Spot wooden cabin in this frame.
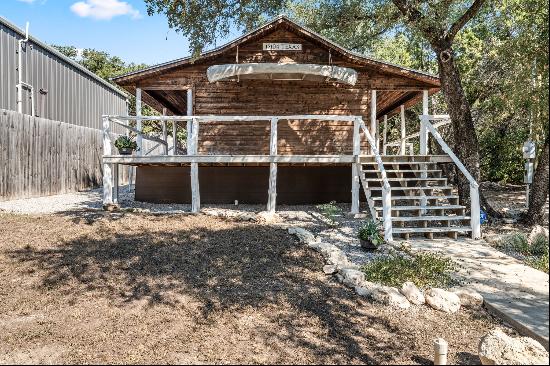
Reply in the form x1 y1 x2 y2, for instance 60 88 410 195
105 16 481 241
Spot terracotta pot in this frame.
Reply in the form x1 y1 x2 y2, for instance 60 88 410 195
117 147 134 155
360 238 378 251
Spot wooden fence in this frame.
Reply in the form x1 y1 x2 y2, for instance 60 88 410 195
1 109 111 201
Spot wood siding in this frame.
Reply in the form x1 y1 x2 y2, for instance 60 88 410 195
120 26 435 155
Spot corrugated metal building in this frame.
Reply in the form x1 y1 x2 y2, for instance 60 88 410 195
0 16 127 128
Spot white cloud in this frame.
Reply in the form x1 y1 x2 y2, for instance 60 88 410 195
70 0 141 20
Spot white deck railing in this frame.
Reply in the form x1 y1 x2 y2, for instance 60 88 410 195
102 114 374 217
420 115 481 239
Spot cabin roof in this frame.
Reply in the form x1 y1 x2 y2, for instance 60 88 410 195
112 15 440 88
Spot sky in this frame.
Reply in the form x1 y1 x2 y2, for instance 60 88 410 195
1 0 240 66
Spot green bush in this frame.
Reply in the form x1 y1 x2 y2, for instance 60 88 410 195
114 135 138 150
362 251 456 288
526 253 549 274
498 232 530 255
358 220 384 246
316 201 342 226
530 235 549 256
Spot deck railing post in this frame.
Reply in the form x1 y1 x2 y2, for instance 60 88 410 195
370 90 377 154
102 116 113 206
267 117 278 213
420 90 430 155
400 105 406 154
190 117 200 213
382 114 388 155
162 108 168 155
351 117 361 214
112 163 119 204
136 88 142 156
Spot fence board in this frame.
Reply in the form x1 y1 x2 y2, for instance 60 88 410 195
0 109 128 201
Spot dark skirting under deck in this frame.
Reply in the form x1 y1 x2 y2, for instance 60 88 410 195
135 165 364 204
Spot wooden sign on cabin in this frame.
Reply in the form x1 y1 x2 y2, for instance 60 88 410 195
263 43 302 51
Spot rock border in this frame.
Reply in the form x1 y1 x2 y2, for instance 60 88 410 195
288 226 484 312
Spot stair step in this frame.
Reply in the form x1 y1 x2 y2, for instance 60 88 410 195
393 226 472 234
368 186 454 191
371 195 459 201
375 205 465 211
384 170 442 173
362 161 440 166
392 216 470 222
363 177 447 182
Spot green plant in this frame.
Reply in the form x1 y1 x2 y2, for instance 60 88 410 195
316 201 342 226
362 251 457 288
114 136 138 150
498 232 530 255
526 252 549 274
530 235 549 256
358 220 384 246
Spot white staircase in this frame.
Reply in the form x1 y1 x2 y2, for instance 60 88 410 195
359 155 472 239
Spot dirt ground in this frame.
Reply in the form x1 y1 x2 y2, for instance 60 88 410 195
0 211 500 365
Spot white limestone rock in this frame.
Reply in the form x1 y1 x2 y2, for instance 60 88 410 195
354 281 381 298
372 286 411 309
322 264 338 275
451 287 484 308
338 268 366 288
256 211 281 223
288 227 317 244
528 225 549 244
478 328 549 365
425 288 461 313
399 282 425 305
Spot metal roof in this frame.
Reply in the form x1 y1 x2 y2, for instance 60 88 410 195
0 16 127 98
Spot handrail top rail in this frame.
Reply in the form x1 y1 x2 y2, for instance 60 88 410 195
357 118 392 191
420 114 451 121
423 119 479 189
103 114 358 122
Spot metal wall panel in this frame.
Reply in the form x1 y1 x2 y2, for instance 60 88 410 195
0 18 127 130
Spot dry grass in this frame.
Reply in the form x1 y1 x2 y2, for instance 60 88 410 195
0 211 498 364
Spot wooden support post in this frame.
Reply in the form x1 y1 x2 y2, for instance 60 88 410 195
186 88 193 153
370 90 377 154
162 108 168 155
400 105 406 154
267 117 278 213
172 121 177 155
382 115 388 155
420 90 429 156
382 186 393 242
190 117 200 213
351 117 361 214
112 163 119 204
136 88 142 156
102 116 113 206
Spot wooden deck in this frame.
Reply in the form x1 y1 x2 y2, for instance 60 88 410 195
103 154 453 166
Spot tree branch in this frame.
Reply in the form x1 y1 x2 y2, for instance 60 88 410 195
446 0 487 42
390 0 444 45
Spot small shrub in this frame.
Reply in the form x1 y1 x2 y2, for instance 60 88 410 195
358 220 384 246
498 232 530 255
316 201 342 226
526 253 549 274
530 235 549 256
362 251 456 288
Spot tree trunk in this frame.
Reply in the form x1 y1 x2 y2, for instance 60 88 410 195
523 133 549 226
434 44 481 207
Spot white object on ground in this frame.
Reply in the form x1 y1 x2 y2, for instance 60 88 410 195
478 328 549 365
451 287 484 308
371 286 411 309
529 225 549 244
425 288 461 313
400 282 425 305
434 338 448 365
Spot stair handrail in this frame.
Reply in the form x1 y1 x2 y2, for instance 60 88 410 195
358 118 393 242
420 115 481 239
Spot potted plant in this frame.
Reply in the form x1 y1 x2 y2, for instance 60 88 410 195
114 136 138 155
358 220 384 251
